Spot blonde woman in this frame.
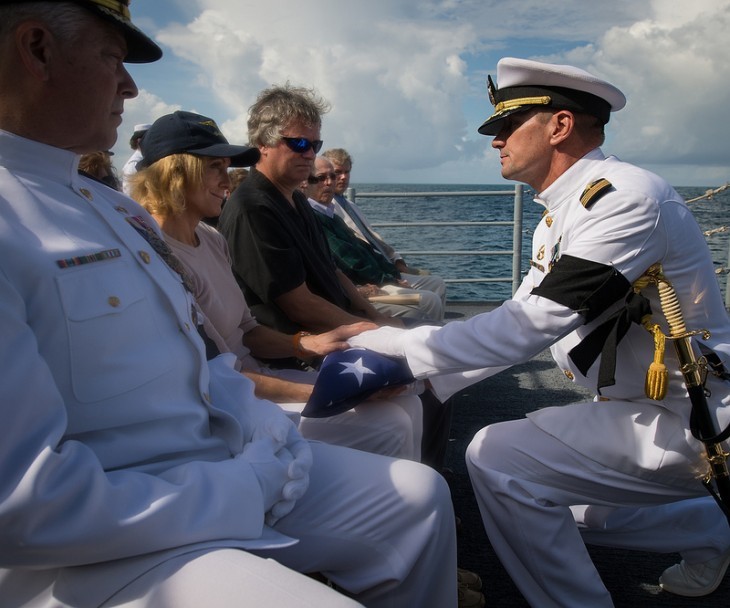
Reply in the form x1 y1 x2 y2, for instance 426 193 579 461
131 111 422 460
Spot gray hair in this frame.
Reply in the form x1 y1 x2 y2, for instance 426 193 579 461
247 83 330 148
0 3 91 47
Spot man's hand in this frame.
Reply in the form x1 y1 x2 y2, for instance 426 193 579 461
299 321 378 356
357 284 385 298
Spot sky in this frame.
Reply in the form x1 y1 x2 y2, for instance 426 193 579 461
115 0 730 187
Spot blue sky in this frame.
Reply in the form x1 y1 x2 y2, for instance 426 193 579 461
116 0 730 187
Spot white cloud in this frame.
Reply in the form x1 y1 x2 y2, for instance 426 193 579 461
113 90 181 159
121 0 730 186
583 0 730 182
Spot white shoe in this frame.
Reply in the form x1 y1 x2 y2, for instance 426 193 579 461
659 549 730 597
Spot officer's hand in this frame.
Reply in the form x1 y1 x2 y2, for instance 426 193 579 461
348 326 410 358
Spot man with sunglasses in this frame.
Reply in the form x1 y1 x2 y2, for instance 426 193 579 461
218 84 405 336
304 155 444 323
322 147 447 308
349 57 730 605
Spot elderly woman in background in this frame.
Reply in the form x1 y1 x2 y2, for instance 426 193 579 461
130 111 422 460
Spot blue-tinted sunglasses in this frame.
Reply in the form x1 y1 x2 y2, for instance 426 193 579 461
281 137 323 154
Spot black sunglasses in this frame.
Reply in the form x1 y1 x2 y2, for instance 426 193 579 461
281 137 323 154
307 172 337 184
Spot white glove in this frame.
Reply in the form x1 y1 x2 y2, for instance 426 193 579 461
264 422 312 526
239 436 292 513
209 354 312 521
347 326 410 358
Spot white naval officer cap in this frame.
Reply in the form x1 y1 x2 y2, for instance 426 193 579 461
478 57 626 136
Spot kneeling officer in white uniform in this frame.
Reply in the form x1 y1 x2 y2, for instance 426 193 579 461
350 57 730 606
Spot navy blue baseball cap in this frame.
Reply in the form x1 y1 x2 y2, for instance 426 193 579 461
0 0 162 63
137 111 261 169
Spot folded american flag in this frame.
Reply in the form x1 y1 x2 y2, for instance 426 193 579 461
301 348 415 418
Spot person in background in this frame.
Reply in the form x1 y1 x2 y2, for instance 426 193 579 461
228 167 249 194
0 3 458 607
78 149 120 190
322 147 447 308
349 56 730 606
121 121 151 194
204 167 248 228
217 84 403 335
133 110 423 461
304 155 444 323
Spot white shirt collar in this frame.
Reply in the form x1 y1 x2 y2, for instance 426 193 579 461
307 197 335 218
533 147 607 211
0 129 80 186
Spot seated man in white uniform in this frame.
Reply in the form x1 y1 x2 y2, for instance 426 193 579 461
0 2 457 607
350 57 730 606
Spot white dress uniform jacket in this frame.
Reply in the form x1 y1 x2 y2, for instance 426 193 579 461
352 148 730 483
0 130 303 602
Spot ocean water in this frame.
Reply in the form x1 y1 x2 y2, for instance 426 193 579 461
349 183 730 302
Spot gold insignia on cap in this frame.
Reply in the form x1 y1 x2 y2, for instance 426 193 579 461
199 119 223 136
90 0 131 19
494 96 551 115
487 75 497 106
580 178 613 209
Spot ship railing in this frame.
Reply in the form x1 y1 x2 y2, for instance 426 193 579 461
346 184 524 298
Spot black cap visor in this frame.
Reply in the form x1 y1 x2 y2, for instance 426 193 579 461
85 3 162 63
186 144 261 168
478 106 535 136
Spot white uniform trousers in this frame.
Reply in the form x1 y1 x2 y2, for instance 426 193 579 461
24 442 456 608
465 417 727 608
401 272 447 307
572 496 730 563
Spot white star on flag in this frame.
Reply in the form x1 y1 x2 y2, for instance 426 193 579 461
302 348 415 418
338 357 376 385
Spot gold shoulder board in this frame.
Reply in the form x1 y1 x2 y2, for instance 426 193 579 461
580 178 613 209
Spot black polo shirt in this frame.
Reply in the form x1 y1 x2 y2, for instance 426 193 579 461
218 168 355 333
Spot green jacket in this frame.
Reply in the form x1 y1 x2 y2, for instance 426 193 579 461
311 209 400 285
